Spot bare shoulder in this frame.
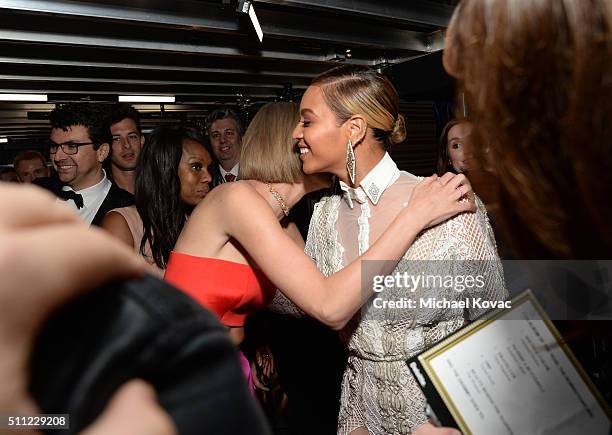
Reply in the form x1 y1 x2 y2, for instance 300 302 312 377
193 181 274 227
102 209 129 228
101 210 134 248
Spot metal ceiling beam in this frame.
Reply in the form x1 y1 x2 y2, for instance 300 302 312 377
0 0 238 32
0 56 316 79
0 0 451 150
0 74 309 90
0 29 338 63
0 0 431 52
0 85 291 98
0 61 314 86
255 0 455 27
0 42 334 75
257 9 428 51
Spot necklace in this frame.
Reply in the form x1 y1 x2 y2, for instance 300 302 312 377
267 183 290 217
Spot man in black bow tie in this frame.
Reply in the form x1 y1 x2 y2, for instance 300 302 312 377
48 103 133 226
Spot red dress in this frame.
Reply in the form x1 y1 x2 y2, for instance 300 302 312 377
164 252 277 392
164 252 276 327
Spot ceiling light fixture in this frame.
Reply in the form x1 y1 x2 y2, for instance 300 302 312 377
0 94 47 102
118 95 175 103
237 1 263 43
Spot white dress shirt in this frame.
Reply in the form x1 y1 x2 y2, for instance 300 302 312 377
219 163 239 182
60 170 112 225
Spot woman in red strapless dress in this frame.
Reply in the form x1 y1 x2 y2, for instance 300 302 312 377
164 101 475 390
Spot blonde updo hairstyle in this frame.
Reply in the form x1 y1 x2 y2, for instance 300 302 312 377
239 101 302 183
311 65 406 148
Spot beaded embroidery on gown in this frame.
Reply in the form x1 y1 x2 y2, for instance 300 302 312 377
272 153 507 434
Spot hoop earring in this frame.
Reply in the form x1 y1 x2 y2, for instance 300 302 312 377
346 139 356 185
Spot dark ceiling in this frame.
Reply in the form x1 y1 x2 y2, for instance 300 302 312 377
0 0 458 162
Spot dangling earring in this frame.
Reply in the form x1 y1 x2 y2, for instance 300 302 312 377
346 139 356 185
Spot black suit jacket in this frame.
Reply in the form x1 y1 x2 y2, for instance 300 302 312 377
210 164 240 189
91 183 134 226
211 166 224 188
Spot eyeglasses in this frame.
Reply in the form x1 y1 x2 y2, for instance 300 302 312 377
48 141 96 155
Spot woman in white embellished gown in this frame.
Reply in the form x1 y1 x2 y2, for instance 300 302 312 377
290 66 508 435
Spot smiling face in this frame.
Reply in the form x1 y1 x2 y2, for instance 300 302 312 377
178 139 213 207
51 125 108 190
209 117 241 169
110 117 143 171
293 85 347 178
447 122 474 173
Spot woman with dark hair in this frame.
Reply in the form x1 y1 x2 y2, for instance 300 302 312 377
102 125 213 276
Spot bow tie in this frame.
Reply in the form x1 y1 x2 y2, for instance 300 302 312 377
59 189 84 209
339 181 367 209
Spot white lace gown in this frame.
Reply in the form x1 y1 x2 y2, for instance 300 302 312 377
271 153 507 435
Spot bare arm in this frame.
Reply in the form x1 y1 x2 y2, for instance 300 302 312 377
283 221 305 249
223 174 475 330
101 211 134 249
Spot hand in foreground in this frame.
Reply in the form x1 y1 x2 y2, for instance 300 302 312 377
81 380 176 435
406 173 476 229
413 422 462 435
0 185 175 435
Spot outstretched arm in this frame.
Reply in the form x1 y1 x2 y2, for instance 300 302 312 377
224 174 476 330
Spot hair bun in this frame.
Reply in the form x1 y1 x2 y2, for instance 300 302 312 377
388 114 406 145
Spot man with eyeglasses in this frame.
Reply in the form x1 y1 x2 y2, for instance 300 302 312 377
205 107 243 187
107 103 144 194
47 103 133 226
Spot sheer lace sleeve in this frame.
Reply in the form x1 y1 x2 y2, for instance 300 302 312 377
451 196 508 319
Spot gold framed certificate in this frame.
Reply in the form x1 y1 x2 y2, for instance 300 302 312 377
407 290 611 435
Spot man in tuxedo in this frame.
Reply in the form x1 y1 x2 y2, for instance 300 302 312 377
107 103 144 194
48 103 133 226
206 107 243 187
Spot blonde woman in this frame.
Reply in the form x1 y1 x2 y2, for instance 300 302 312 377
164 101 475 390
292 65 507 434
